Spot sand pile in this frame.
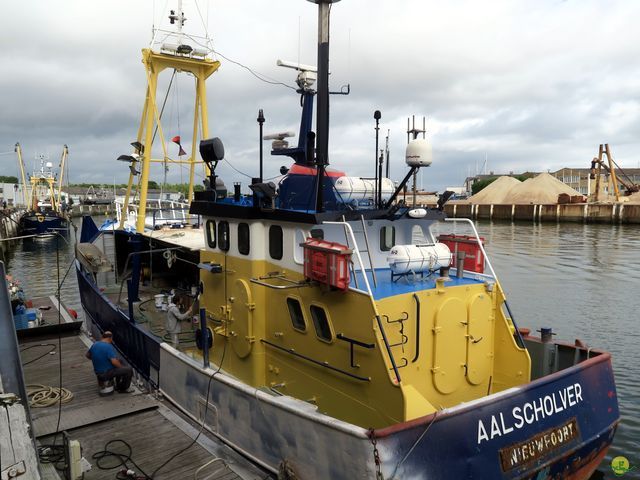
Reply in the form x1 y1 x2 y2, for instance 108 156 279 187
627 191 640 204
503 173 580 204
469 176 521 204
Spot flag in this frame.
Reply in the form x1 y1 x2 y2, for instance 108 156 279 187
172 135 186 156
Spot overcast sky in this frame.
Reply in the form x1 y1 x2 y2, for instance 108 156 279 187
2 0 639 192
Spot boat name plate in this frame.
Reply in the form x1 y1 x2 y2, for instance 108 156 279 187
499 417 580 472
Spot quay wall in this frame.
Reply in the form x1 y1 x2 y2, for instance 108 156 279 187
441 203 640 224
69 203 114 218
0 209 23 261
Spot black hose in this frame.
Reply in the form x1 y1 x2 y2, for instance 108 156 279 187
92 439 151 480
20 343 57 366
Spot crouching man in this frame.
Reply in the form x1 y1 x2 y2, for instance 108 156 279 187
85 331 133 393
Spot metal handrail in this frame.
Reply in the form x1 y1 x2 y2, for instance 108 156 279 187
323 221 373 299
115 198 193 229
323 220 403 384
261 339 371 382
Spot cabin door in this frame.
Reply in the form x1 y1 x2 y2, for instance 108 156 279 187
228 278 254 358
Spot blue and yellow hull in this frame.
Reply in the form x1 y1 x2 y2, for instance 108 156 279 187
19 212 68 237
76 256 618 478
374 346 618 479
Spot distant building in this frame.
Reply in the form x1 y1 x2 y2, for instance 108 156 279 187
0 183 27 207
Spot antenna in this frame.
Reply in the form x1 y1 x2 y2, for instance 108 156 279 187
374 110 382 207
407 115 426 206
277 59 317 91
385 129 390 178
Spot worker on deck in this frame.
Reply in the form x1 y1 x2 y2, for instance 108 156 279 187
166 294 193 348
85 331 133 394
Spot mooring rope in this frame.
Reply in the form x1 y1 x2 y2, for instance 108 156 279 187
26 384 74 408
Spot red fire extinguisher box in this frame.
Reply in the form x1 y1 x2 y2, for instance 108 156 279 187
301 239 352 291
437 234 486 273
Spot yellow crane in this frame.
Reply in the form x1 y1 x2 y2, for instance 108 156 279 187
56 145 69 207
14 143 29 206
590 143 639 202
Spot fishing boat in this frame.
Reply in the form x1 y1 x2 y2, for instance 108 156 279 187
16 143 70 239
75 2 619 478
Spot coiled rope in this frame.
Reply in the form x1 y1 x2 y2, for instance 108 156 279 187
26 384 74 408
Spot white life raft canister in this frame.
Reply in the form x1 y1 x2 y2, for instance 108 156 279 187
387 243 452 274
334 176 395 203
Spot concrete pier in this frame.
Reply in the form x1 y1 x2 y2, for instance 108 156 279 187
69 203 114 218
0 209 24 261
442 202 640 224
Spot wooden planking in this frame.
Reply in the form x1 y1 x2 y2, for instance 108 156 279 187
43 410 254 480
21 334 121 418
33 396 157 437
20 332 270 480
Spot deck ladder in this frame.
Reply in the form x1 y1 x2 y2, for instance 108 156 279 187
340 215 377 288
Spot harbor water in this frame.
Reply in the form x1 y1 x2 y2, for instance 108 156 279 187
4 216 638 478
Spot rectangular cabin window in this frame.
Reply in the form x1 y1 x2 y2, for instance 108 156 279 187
294 229 307 265
380 226 396 251
269 225 283 260
411 225 429 244
206 220 216 248
310 228 324 239
218 221 230 252
287 297 306 331
310 305 332 341
238 223 250 255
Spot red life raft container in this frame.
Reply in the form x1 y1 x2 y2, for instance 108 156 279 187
301 238 352 291
437 234 485 273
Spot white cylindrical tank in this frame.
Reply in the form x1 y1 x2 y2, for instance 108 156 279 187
334 176 395 202
405 139 432 167
387 243 451 274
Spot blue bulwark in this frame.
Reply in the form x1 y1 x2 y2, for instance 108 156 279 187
80 215 99 243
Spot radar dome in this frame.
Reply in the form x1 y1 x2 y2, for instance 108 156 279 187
405 139 432 167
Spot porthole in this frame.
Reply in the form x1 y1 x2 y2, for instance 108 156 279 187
310 305 332 341
238 223 250 255
269 225 283 260
206 220 216 248
380 226 396 252
218 221 230 252
287 298 306 331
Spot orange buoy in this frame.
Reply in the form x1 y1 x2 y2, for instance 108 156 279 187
67 308 78 319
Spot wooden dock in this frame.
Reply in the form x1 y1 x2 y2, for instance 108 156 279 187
20 331 270 480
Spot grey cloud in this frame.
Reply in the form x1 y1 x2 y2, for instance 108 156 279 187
2 0 640 192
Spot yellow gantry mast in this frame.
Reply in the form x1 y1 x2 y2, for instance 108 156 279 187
119 3 220 232
56 145 69 208
14 143 29 207
29 157 58 213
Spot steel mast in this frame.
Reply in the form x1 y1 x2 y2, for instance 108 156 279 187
309 0 340 213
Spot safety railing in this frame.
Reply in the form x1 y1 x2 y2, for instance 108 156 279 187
115 198 193 230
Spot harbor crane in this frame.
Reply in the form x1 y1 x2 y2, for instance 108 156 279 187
590 143 639 202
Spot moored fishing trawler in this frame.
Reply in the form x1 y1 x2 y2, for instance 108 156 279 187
75 1 619 478
16 143 70 239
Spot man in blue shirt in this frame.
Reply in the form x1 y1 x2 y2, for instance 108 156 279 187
85 331 133 393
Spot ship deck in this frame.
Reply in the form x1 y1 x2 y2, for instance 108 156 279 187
20 330 271 479
351 267 487 299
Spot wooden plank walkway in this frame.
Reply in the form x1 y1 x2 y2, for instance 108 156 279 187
20 332 271 480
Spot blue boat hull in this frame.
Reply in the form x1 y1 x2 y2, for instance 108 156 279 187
20 212 68 236
374 348 619 479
